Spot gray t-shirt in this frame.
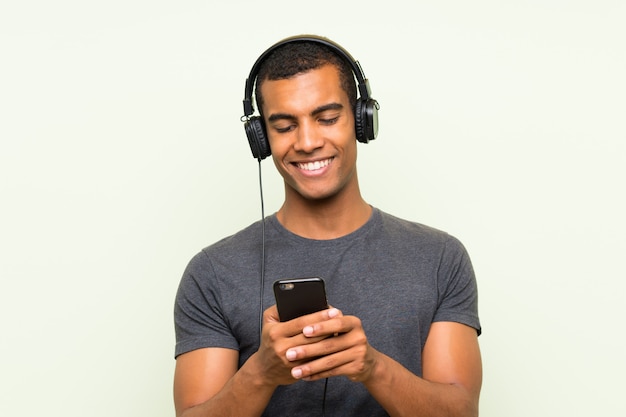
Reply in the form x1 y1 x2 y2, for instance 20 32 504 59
175 208 480 416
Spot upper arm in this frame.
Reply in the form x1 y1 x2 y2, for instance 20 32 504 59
422 322 482 400
173 347 239 417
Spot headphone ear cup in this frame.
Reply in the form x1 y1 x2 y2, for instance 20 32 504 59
354 98 379 143
244 117 271 160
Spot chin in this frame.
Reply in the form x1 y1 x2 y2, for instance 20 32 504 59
293 185 343 202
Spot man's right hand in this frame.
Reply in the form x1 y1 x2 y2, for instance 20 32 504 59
255 305 343 386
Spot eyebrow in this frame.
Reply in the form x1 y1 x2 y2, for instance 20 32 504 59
267 102 344 123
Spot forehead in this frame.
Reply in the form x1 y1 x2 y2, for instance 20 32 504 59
259 65 349 114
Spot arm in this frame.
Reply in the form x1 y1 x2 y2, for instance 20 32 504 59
173 306 340 417
365 321 482 417
285 318 482 417
173 347 275 417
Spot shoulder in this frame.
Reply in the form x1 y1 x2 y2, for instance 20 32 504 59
373 208 471 261
375 209 460 244
203 218 265 256
181 217 267 276
377 210 444 235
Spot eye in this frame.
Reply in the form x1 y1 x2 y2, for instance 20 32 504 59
319 116 339 125
273 124 296 134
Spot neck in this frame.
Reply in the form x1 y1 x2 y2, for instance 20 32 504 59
276 183 372 240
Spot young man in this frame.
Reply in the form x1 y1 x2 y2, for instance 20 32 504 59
174 36 482 417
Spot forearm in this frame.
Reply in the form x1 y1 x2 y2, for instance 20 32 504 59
178 353 277 417
363 351 478 417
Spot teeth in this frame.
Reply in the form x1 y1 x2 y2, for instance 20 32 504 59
297 159 331 171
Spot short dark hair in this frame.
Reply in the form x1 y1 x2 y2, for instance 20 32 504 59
254 41 357 115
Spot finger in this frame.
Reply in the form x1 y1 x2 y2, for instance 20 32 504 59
302 311 356 339
279 308 342 337
263 305 280 324
294 307 342 327
292 342 375 382
286 329 355 362
290 350 353 381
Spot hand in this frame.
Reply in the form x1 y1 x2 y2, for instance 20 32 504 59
284 310 379 383
254 305 340 387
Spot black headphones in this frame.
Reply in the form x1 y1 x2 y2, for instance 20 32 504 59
242 35 380 160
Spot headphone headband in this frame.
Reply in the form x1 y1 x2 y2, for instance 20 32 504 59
242 35 373 117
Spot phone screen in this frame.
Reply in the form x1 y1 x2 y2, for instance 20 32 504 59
273 277 328 322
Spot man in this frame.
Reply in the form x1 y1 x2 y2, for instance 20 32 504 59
174 35 482 417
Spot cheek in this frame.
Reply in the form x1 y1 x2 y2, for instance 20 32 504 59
267 133 289 157
271 152 293 182
271 153 284 172
345 138 358 164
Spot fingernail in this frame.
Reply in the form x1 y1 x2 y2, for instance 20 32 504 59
286 349 297 361
328 308 339 318
292 368 303 379
303 326 314 336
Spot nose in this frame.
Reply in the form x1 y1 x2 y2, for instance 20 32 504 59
293 120 323 153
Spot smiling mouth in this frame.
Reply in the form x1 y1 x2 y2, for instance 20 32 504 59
295 158 333 171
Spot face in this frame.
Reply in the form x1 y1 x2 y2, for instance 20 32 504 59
260 64 359 203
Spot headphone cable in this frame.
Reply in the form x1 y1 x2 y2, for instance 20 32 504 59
258 158 266 342
322 378 329 417
257 158 329 417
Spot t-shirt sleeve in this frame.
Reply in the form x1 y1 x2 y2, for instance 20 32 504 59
173 250 239 358
433 235 482 335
